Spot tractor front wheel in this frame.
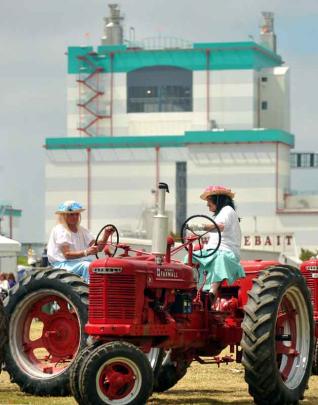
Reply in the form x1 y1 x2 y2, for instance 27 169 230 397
4 268 88 396
79 341 153 405
72 345 162 404
241 265 314 405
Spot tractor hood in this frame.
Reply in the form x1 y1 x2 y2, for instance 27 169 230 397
89 256 197 290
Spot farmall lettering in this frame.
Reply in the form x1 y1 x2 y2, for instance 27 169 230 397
156 268 179 279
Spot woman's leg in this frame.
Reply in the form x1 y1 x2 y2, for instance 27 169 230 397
208 281 222 305
71 261 90 283
209 282 221 296
51 260 90 283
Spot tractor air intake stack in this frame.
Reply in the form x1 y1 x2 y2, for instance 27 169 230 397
152 183 169 263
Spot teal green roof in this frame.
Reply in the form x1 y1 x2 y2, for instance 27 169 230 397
0 206 22 217
68 41 283 74
45 130 294 150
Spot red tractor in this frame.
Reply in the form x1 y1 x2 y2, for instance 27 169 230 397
2 182 317 405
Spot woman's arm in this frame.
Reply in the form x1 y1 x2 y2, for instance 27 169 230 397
61 243 99 260
203 222 224 232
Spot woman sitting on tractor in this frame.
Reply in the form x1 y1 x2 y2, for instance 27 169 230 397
195 185 245 302
47 201 113 283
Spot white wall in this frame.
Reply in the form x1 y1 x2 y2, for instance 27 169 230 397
259 66 290 131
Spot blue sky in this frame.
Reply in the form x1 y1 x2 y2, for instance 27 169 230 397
0 0 317 243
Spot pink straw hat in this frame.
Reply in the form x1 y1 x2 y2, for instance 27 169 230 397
200 185 235 200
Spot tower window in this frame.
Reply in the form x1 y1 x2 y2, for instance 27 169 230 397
127 66 192 113
261 77 268 82
261 101 268 110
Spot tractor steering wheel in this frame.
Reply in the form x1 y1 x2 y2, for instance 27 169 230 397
180 214 221 258
94 224 119 259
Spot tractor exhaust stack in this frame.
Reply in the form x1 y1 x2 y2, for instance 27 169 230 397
152 182 169 262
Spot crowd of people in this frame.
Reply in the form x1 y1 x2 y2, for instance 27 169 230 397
0 272 16 299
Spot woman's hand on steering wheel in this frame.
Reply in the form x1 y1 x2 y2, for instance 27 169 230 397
94 224 119 259
181 215 221 258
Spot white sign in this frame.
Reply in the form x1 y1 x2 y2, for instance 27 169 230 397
242 233 294 253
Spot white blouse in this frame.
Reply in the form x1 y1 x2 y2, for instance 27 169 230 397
47 224 94 263
205 205 242 258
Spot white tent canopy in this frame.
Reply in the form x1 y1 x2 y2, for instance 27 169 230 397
0 235 21 274
0 235 21 253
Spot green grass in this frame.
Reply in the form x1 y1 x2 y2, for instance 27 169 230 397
0 362 317 404
17 256 28 266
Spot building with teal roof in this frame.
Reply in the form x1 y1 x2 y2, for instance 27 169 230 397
45 5 318 254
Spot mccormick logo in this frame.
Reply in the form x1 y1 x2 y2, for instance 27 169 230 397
306 266 318 272
156 268 178 279
93 267 122 274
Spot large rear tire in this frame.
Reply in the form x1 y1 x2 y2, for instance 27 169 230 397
0 299 7 372
241 265 314 405
4 268 88 396
79 341 153 405
312 338 318 375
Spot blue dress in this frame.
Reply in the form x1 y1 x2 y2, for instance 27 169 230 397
191 250 245 291
50 259 93 283
186 206 245 290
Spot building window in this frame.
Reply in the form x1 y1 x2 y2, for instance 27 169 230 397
261 101 268 110
261 77 268 82
127 66 192 113
302 153 311 167
290 154 297 168
290 152 318 168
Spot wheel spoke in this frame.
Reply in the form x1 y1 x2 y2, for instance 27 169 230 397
276 298 300 382
36 311 52 324
277 309 297 328
276 342 299 357
24 336 45 352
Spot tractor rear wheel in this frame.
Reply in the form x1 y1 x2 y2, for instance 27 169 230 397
4 268 88 396
0 299 7 372
79 341 153 405
312 338 318 375
241 265 314 405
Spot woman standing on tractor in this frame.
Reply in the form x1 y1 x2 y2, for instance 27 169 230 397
47 201 113 283
196 185 245 302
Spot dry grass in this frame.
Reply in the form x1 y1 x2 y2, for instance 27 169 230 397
0 360 317 405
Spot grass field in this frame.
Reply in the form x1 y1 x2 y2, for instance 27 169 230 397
0 360 317 405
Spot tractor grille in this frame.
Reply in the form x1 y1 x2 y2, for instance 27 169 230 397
107 274 136 319
89 273 137 322
302 270 315 307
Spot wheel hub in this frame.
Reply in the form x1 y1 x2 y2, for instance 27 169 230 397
100 362 136 400
42 313 80 357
